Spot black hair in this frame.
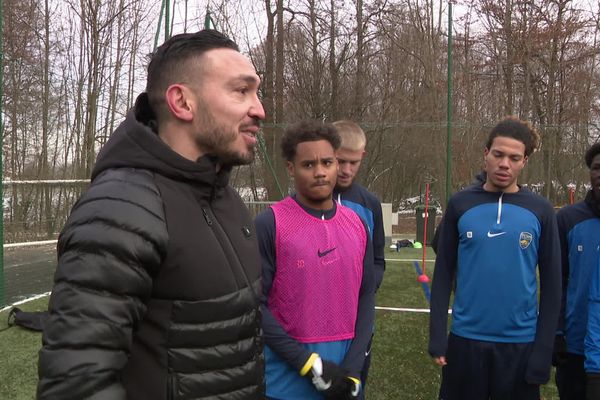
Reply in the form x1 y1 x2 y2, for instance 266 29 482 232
145 29 238 122
486 116 540 157
281 120 341 161
585 142 600 168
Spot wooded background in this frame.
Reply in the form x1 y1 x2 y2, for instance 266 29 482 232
3 0 600 241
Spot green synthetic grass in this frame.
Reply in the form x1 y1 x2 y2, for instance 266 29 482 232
0 298 48 400
0 248 559 399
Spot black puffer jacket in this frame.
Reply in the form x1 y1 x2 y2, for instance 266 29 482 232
37 107 264 399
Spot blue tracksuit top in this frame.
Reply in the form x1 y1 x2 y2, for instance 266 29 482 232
557 190 600 355
429 183 561 383
334 184 386 290
586 255 600 373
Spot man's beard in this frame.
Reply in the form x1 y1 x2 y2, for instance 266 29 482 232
197 128 255 167
195 110 256 167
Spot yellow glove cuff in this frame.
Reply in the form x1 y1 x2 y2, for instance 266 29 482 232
300 353 320 376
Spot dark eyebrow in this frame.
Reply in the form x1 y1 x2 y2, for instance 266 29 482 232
235 74 260 85
492 149 523 158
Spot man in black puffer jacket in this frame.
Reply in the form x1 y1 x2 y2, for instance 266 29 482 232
37 30 266 400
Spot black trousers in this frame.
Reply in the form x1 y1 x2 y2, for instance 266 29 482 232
555 352 586 400
439 333 540 400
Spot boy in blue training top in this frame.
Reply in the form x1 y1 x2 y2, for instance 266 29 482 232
554 142 600 400
332 120 385 396
579 143 600 400
429 116 561 399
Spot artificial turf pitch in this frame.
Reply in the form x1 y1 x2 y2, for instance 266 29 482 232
0 247 559 399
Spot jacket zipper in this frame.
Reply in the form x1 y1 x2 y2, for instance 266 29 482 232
201 205 258 305
202 207 213 226
167 374 176 400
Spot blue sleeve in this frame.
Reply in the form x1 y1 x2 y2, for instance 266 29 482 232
255 209 312 372
586 258 600 373
525 204 562 384
556 208 570 334
428 200 459 358
371 199 386 290
341 222 376 377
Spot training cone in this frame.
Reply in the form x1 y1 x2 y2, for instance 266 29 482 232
417 274 430 283
413 241 423 249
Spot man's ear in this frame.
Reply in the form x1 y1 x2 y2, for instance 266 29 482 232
286 160 295 178
165 84 194 122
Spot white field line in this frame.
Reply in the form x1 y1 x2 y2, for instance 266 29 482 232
0 292 51 313
385 258 436 263
4 240 58 249
0 293 447 315
376 306 452 314
3 179 89 184
376 306 429 313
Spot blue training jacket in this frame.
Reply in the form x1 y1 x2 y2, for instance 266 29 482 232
586 256 600 373
578 190 600 374
429 182 561 384
557 190 600 356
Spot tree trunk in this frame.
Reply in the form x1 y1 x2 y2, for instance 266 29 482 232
329 0 338 120
353 0 364 118
502 0 514 115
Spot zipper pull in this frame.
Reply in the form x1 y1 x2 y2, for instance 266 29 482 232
202 207 213 226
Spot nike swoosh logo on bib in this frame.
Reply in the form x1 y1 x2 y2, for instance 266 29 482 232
318 247 337 257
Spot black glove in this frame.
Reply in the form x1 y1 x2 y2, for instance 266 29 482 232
307 356 349 398
552 335 567 367
587 373 600 400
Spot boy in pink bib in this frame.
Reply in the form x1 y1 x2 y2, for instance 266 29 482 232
255 120 376 400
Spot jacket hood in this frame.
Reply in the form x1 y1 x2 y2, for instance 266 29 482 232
92 94 231 191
